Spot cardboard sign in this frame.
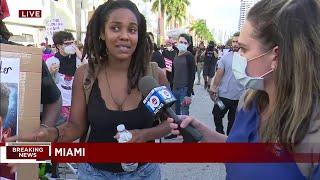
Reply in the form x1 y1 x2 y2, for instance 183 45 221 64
0 44 42 180
0 57 20 141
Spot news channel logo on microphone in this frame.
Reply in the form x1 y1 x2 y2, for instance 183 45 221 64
143 86 176 115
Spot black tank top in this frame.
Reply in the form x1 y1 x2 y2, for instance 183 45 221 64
87 80 155 172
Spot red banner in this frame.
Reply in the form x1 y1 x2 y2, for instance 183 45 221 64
3 143 319 163
46 143 320 163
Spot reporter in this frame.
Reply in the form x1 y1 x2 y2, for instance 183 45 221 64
169 0 320 179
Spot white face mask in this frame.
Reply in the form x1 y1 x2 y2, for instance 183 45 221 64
63 45 76 55
167 46 173 51
177 43 188 52
232 51 273 90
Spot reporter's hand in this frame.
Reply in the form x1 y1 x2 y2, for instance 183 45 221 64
167 116 201 140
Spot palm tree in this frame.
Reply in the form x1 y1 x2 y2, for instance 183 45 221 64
144 0 190 43
75 0 82 41
142 0 170 44
166 0 190 28
190 19 214 44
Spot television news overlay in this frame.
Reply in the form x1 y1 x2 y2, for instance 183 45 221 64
143 86 176 115
0 143 319 163
18 10 41 18
0 142 51 163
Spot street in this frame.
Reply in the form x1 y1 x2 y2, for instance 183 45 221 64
160 82 227 180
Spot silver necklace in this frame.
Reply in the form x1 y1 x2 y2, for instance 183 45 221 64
104 66 130 111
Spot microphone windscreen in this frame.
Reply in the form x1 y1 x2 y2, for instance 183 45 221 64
138 76 159 98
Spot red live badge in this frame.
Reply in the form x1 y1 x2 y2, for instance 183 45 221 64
19 10 42 18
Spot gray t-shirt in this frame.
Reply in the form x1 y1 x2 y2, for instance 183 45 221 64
216 52 244 100
173 55 188 89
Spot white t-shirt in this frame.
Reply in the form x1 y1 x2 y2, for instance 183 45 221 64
46 56 81 106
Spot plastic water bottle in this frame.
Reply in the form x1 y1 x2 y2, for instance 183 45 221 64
214 97 225 110
116 124 138 172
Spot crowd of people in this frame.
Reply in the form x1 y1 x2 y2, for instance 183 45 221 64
0 0 320 179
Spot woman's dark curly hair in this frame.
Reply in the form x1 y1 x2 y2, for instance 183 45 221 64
82 0 152 91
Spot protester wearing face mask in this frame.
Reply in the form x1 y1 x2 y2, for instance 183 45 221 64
209 32 245 135
162 39 178 87
195 41 206 85
169 0 320 179
46 31 82 123
171 33 196 116
203 41 218 89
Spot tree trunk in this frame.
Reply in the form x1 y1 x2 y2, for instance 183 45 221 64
75 0 82 41
159 9 165 45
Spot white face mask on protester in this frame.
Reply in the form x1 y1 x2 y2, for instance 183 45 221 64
177 43 188 53
63 45 76 55
232 50 273 90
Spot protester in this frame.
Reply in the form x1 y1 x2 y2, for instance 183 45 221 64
41 38 55 61
218 46 225 59
147 32 166 72
151 42 166 72
187 35 196 56
203 41 218 89
195 41 205 85
171 33 196 115
162 39 178 87
46 31 82 124
8 1 171 179
209 32 244 135
169 0 320 179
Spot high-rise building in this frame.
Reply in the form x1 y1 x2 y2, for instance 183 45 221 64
238 0 260 31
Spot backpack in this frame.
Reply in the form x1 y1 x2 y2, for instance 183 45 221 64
80 62 160 142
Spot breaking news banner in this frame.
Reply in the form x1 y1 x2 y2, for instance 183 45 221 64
0 142 51 163
0 143 319 163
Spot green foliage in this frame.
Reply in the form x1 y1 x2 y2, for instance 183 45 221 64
190 19 214 42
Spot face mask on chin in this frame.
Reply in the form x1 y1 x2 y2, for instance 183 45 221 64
232 50 274 90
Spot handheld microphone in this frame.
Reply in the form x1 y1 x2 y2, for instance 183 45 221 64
138 76 203 142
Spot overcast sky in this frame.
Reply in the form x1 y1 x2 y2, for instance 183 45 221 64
189 0 240 33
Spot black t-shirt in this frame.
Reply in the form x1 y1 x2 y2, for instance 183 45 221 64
41 61 61 104
55 52 77 77
151 50 166 68
162 49 177 61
